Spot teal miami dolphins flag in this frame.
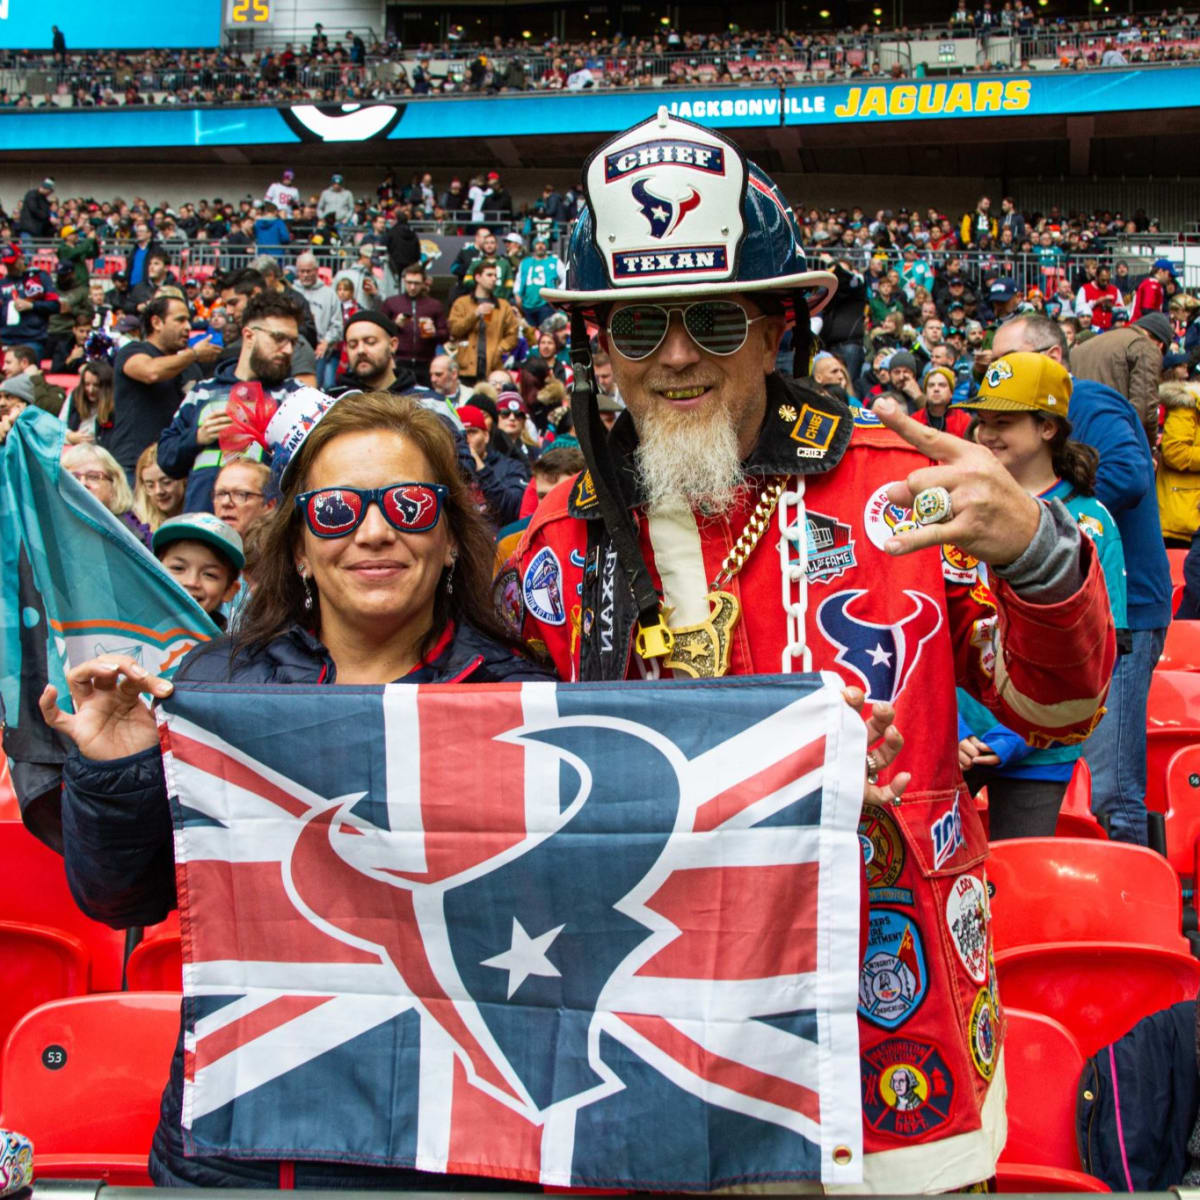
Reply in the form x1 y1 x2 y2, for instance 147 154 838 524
0 406 218 847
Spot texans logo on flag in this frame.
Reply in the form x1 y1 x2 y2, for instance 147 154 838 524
631 177 701 239
816 589 943 703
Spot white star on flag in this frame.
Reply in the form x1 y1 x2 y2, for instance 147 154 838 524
868 643 893 666
482 917 565 998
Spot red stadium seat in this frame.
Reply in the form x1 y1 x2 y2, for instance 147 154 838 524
1169 547 1187 589
0 921 89 1088
992 942 1200 1057
125 928 182 991
0 991 180 1185
987 837 1186 952
44 373 80 393
0 820 127 992
1163 744 1200 883
1158 620 1200 673
1145 671 1200 814
1000 1009 1086 1170
995 1163 1110 1192
1055 758 1106 839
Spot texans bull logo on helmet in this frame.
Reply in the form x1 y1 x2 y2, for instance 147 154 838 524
631 178 702 239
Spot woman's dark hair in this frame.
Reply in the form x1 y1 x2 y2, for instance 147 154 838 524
1035 414 1098 496
72 360 114 426
233 391 525 666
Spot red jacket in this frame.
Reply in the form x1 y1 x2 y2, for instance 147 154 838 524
1131 277 1165 323
505 387 1115 1190
913 404 973 439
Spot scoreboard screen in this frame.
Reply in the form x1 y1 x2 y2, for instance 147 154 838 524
0 1 222 48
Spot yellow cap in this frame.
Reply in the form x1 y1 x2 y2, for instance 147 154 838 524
957 351 1072 415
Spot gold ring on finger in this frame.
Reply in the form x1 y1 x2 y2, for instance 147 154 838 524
913 486 953 525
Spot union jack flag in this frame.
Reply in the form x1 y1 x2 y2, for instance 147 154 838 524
158 673 866 1190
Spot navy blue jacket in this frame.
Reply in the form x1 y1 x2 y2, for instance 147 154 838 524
1078 1000 1198 1190
1070 376 1173 631
478 445 530 527
61 622 551 1189
156 360 299 512
0 269 59 345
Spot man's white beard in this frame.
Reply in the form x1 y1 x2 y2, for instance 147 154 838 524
634 399 744 514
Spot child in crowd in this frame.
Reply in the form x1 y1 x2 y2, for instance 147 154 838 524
332 276 359 382
151 512 244 627
954 352 1127 839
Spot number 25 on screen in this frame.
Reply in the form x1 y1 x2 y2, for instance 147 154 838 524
231 0 270 22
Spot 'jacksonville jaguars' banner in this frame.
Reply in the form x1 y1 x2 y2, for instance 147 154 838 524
0 406 217 846
159 675 866 1189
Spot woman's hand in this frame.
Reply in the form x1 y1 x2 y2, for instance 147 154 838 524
39 655 173 762
843 686 910 806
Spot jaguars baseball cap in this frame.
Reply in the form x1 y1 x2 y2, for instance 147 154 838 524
153 512 245 572
956 351 1072 415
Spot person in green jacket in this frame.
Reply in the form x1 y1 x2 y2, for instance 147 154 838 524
953 351 1127 839
56 220 101 288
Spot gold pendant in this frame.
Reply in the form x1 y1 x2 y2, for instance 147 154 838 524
663 590 741 679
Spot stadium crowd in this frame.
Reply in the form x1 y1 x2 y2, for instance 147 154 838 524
3 87 1200 1200
2 10 1199 106
0 169 1194 838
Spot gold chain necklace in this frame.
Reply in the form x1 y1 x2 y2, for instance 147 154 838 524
663 478 786 679
711 479 786 589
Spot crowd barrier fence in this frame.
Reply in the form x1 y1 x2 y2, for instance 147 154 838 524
10 236 1198 291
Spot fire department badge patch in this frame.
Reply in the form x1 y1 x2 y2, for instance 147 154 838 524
969 987 998 1080
493 567 524 636
862 1038 955 1138
523 547 567 626
859 908 928 1030
859 803 905 889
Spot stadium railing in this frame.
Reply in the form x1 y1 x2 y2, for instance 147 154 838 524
8 236 1196 288
8 20 1200 101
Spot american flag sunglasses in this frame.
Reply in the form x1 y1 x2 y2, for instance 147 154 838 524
295 483 449 539
607 301 767 361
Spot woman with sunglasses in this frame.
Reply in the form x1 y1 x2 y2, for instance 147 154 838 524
42 390 552 1190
